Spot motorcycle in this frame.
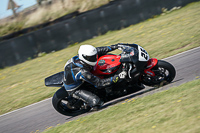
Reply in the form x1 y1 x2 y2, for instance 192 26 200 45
45 44 176 116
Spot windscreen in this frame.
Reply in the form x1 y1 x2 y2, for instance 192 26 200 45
120 46 138 63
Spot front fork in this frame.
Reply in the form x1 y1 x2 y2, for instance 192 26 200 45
121 63 133 79
122 58 158 80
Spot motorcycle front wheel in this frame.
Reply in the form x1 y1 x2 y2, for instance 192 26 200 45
52 87 91 116
141 60 176 86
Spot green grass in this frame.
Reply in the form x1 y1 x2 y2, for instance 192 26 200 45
42 79 200 133
0 2 200 115
0 21 26 36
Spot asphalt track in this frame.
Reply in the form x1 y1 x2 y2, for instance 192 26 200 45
0 47 200 133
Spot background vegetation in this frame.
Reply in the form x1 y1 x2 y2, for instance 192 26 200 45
0 0 110 36
0 2 199 115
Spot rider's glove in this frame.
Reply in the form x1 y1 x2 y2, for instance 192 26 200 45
110 43 125 51
109 44 119 50
112 75 120 83
112 71 127 83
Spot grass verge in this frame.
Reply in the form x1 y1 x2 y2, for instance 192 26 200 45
42 79 200 133
0 2 200 115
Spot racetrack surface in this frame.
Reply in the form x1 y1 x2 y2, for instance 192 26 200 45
0 47 200 133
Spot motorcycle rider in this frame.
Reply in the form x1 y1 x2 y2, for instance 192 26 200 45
63 44 127 110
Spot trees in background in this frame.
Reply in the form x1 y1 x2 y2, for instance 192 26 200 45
7 0 19 17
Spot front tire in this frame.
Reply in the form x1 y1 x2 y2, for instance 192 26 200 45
52 87 91 116
141 60 176 86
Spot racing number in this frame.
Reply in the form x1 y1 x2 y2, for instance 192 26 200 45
140 48 148 60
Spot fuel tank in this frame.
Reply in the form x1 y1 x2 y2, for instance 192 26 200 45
92 55 121 76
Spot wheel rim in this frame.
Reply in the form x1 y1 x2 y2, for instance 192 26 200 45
142 66 171 86
153 67 170 83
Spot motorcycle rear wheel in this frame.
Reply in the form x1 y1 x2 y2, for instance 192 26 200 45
52 87 91 116
141 60 176 86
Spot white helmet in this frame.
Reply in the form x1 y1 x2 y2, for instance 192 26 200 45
78 45 98 66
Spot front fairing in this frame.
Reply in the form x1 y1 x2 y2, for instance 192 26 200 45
92 55 121 76
119 44 149 62
92 43 150 77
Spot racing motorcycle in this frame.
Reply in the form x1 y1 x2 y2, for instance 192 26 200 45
45 44 176 116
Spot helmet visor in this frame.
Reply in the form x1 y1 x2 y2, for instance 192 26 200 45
82 54 98 62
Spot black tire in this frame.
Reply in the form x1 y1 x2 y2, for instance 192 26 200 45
52 87 91 116
141 60 176 86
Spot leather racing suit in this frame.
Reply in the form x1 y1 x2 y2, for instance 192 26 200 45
63 45 120 107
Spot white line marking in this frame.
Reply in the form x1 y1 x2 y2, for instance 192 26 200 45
164 46 200 60
0 98 51 117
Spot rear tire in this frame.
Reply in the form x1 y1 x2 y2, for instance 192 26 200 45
52 87 91 116
141 60 176 86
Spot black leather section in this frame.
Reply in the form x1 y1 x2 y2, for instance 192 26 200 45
64 63 76 85
96 46 114 57
81 69 113 89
